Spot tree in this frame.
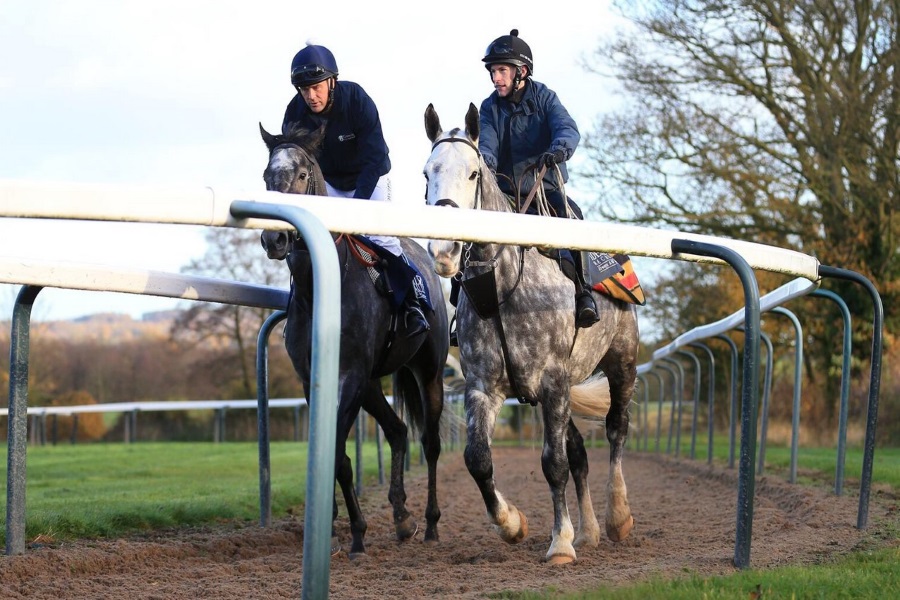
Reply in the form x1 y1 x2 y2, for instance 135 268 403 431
171 228 291 398
580 1 899 430
583 0 898 317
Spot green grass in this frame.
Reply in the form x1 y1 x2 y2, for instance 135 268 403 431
495 547 900 599
631 427 900 492
0 440 393 546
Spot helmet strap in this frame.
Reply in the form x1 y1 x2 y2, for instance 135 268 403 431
512 67 524 95
323 77 336 113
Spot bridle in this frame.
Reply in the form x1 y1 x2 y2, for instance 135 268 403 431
428 135 483 211
427 132 534 405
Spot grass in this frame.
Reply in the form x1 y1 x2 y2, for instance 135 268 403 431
0 440 392 546
496 547 900 599
631 429 900 492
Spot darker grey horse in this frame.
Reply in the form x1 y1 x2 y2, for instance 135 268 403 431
259 123 450 559
423 104 640 564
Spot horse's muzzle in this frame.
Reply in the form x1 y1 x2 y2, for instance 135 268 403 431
260 230 290 260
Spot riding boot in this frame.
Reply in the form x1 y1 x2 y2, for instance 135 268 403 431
402 294 430 338
560 253 600 329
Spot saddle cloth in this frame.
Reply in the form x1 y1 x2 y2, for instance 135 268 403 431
585 252 645 306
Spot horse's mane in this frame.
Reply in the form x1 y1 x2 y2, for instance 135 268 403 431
275 123 326 158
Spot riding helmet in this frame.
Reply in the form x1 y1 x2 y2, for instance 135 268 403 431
290 43 339 86
482 29 533 74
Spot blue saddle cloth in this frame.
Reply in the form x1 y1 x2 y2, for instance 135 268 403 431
357 235 434 312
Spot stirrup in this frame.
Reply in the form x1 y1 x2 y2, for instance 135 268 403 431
404 304 430 338
448 315 459 347
575 291 599 329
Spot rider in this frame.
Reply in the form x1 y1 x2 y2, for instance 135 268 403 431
478 29 600 328
283 42 430 337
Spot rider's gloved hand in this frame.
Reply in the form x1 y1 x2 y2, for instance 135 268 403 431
540 149 567 167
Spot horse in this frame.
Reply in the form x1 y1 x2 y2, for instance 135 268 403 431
422 103 640 564
258 122 450 559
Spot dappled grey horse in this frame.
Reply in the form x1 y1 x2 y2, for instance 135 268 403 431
259 123 450 558
423 104 640 564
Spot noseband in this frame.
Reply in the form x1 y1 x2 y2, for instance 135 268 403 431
429 135 483 211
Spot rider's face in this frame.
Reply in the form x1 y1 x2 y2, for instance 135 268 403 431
299 79 331 113
489 64 522 98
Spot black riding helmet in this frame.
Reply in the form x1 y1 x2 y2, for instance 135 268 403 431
482 29 533 74
290 43 339 87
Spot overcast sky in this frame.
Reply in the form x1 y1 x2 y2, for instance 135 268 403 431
0 0 626 321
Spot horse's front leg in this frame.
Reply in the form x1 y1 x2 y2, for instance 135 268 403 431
334 383 369 559
463 388 528 545
540 379 577 565
566 419 601 548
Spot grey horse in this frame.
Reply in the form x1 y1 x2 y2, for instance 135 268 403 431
423 103 640 564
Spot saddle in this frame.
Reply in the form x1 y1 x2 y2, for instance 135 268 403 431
342 234 434 312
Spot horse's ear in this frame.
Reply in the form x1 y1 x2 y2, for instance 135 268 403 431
260 122 278 151
465 103 479 143
424 103 442 143
309 123 327 153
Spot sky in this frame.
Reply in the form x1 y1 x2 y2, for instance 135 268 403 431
0 0 628 321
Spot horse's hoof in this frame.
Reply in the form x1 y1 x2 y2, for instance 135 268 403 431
396 519 419 542
348 551 369 562
574 531 601 549
330 538 341 557
497 509 528 544
606 515 635 542
424 526 439 544
545 553 575 566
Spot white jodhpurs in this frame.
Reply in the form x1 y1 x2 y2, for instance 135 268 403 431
325 174 402 256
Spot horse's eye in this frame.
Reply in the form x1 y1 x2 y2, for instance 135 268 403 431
469 170 478 181
298 172 308 181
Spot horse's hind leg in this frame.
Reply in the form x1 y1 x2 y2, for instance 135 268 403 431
540 379 577 565
362 382 418 541
420 375 444 543
566 419 601 548
599 349 638 542
464 388 528 545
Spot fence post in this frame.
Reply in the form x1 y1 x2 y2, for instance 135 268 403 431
810 289 852 496
818 266 884 530
670 239 761 570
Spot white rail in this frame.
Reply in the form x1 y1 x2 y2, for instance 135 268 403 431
0 256 289 309
0 179 820 278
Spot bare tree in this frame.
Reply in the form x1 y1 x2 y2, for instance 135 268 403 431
580 1 899 429
171 228 289 398
582 0 899 310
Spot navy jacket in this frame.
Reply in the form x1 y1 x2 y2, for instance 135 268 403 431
282 80 391 200
479 79 579 199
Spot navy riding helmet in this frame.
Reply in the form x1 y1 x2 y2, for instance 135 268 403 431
290 43 339 87
482 29 533 74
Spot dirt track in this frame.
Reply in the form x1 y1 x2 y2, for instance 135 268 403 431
1 446 896 599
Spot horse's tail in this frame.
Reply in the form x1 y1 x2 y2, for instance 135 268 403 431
392 366 425 437
569 373 611 423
